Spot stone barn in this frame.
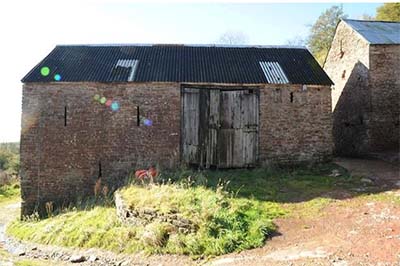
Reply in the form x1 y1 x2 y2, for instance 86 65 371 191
20 44 333 215
324 19 400 156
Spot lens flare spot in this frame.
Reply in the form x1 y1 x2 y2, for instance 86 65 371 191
105 99 112 107
54 74 61 81
143 119 153 126
93 94 100 101
40 67 50 76
100 97 106 104
111 101 120 111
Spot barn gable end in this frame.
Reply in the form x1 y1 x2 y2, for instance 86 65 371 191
324 19 400 156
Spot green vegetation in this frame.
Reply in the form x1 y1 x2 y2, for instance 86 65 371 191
307 5 347 65
162 163 358 202
376 3 400 22
7 163 366 257
0 182 20 204
358 191 400 205
120 184 285 255
8 183 285 256
0 142 20 176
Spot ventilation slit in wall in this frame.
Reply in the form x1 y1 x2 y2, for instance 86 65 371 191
98 161 102 178
136 106 140 126
64 106 67 126
290 92 294 103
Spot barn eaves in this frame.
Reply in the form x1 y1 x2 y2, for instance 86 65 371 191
259 61 289 84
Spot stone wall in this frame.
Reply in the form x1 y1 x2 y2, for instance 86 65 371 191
324 20 400 156
324 20 372 156
20 82 181 216
259 84 332 164
368 44 400 151
115 192 196 234
20 82 332 215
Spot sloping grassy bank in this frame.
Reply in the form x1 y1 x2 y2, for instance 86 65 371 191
7 163 365 257
7 183 285 256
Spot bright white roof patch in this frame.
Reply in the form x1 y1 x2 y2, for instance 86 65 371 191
259 61 289 84
116 59 139 81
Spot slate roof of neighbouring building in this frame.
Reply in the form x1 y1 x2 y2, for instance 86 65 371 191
22 44 333 85
343 19 400 44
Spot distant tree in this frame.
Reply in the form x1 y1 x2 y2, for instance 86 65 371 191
285 35 306 46
307 5 347 65
0 143 20 175
376 3 400 22
359 13 375 20
217 30 249 45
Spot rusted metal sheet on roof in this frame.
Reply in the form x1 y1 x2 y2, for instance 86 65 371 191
343 19 400 44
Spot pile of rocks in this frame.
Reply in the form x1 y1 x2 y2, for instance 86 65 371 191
115 193 197 234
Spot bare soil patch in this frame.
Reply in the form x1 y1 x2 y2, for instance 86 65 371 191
210 157 400 266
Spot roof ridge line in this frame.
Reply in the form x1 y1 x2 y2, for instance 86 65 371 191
342 18 400 24
55 43 308 49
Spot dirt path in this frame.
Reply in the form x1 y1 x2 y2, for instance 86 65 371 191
210 157 400 266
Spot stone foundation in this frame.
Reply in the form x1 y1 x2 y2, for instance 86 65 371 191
115 192 197 234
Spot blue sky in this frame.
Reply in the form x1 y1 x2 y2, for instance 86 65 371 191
0 1 381 142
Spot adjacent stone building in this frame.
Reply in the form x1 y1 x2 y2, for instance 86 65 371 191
20 44 333 215
324 19 400 156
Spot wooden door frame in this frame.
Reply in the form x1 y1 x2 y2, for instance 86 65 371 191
180 84 262 168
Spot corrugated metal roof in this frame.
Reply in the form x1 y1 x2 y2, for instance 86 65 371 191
343 19 400 44
22 44 333 85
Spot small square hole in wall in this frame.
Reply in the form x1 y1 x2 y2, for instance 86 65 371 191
342 70 346 79
248 89 254 94
290 92 294 103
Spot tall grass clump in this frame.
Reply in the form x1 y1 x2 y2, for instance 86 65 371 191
119 182 285 256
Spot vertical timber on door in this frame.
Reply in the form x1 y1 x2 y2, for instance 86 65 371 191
182 87 259 168
181 88 200 165
217 89 259 168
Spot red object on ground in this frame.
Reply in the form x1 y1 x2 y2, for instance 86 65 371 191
135 170 147 180
135 167 158 181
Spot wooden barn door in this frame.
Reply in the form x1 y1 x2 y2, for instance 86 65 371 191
182 87 259 168
218 89 259 168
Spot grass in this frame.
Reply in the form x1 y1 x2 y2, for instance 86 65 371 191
162 163 360 202
0 182 20 204
8 183 285 257
356 191 400 205
7 163 369 257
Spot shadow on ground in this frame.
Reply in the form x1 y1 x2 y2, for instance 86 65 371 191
162 156 400 204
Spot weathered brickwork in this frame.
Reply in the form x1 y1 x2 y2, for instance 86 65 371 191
368 45 400 151
259 84 332 164
324 21 400 155
20 82 181 216
20 82 332 215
